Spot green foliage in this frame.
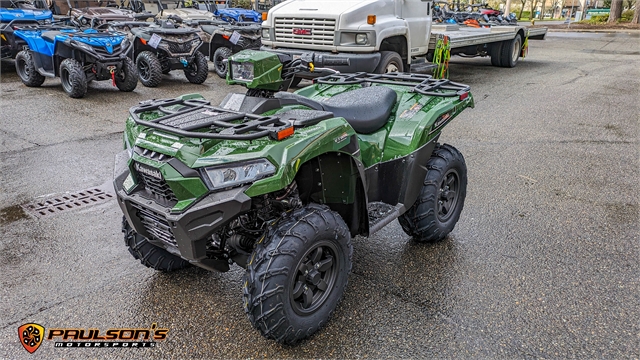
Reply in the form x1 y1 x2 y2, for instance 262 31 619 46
621 9 634 20
232 0 252 9
583 14 609 23
519 10 531 19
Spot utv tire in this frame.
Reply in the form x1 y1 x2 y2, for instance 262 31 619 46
499 34 522 68
243 203 353 345
212 46 232 79
15 50 45 87
184 51 209 84
59 58 87 98
136 51 163 87
115 57 138 92
374 51 403 74
122 217 191 272
399 144 467 243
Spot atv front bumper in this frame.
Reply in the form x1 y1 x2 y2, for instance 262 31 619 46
114 155 252 271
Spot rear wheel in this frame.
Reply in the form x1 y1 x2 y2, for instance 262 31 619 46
59 58 87 98
243 204 352 344
114 57 138 92
489 41 503 67
212 46 232 79
122 217 191 272
374 51 403 74
184 51 209 84
499 34 522 68
399 144 467 243
15 50 45 87
136 51 163 87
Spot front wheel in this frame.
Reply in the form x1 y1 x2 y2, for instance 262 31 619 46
136 51 163 87
114 57 138 92
243 203 352 344
184 51 209 84
398 144 467 243
60 58 87 98
212 46 232 79
373 51 403 74
15 50 45 87
122 217 191 272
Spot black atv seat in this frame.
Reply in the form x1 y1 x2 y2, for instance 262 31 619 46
41 31 62 42
200 25 220 35
275 86 397 134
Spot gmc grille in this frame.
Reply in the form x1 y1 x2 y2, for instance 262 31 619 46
274 17 336 46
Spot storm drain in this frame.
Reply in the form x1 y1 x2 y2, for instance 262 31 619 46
22 188 114 218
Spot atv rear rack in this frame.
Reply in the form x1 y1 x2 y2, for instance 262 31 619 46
314 72 470 97
130 98 293 140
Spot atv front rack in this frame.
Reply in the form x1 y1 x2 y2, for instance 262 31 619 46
130 98 293 140
314 72 470 97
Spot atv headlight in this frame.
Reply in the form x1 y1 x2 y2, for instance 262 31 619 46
230 61 254 81
120 37 130 50
203 159 275 190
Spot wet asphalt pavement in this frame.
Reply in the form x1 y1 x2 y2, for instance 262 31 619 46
0 32 638 359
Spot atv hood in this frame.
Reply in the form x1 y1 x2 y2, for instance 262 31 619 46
73 7 136 20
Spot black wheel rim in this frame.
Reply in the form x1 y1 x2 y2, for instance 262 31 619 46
289 241 339 315
138 59 150 80
214 54 226 73
437 169 460 222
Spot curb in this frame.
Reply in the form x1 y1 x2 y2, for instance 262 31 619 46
545 28 640 33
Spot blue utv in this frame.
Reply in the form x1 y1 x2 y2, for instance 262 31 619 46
0 0 53 59
13 26 137 97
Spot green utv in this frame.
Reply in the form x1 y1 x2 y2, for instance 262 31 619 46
114 49 474 344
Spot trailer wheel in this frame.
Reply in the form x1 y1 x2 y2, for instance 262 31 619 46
374 51 403 73
15 50 45 87
489 42 503 67
499 34 522 68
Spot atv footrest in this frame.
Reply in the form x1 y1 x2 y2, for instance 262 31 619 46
368 202 401 235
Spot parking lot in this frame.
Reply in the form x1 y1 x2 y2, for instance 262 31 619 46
1 31 638 358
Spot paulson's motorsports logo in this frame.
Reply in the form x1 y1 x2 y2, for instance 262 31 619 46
18 323 168 353
18 323 44 354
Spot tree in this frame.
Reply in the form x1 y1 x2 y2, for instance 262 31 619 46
531 0 540 20
518 0 527 18
633 4 639 23
608 0 623 22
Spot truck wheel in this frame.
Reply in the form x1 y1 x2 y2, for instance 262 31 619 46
398 144 467 243
374 51 403 74
243 203 352 344
184 51 209 84
114 57 138 92
489 41 503 67
122 217 191 272
15 50 45 87
136 51 163 87
212 46 232 79
499 34 522 68
59 58 87 98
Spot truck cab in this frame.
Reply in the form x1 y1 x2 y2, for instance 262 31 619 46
260 0 433 74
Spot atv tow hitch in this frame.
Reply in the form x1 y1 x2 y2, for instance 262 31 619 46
108 66 116 87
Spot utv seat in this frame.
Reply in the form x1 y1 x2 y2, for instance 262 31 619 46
275 86 397 134
41 31 62 42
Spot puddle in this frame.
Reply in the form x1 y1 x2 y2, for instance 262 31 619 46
0 204 30 225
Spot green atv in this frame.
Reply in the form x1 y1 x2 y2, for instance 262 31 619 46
114 49 474 344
